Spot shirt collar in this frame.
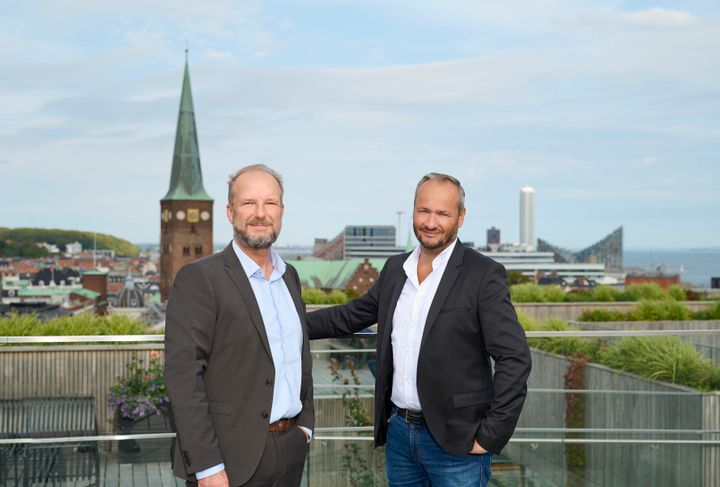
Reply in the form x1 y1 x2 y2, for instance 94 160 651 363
403 238 458 280
231 239 286 280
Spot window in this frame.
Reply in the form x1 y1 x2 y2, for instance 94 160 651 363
183 246 190 256
195 246 202 255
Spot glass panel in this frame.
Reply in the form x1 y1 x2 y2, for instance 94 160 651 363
1 331 718 486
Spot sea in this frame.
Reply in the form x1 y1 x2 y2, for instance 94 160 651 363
624 249 720 288
216 244 720 288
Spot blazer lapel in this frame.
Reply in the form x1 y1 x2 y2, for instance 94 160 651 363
419 242 465 352
222 243 272 358
380 266 408 352
282 269 305 323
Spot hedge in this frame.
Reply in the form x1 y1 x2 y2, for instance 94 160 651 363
518 312 720 392
0 313 151 337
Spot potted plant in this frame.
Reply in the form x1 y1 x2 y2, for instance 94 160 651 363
108 352 169 452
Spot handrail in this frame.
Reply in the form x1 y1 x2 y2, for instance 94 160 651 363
311 384 714 396
3 328 719 344
2 432 719 446
1 335 164 344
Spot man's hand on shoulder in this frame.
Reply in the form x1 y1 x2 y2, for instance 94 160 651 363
198 469 229 487
470 440 488 455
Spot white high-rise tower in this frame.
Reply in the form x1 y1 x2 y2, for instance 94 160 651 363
520 186 535 250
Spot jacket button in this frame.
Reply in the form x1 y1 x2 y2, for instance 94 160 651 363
261 411 269 419
266 378 272 386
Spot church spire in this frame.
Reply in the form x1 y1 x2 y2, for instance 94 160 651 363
162 54 212 201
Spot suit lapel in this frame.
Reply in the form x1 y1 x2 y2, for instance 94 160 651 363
282 269 305 322
380 263 408 354
419 242 465 352
222 243 272 358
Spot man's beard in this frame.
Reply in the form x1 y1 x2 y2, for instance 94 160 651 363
234 219 279 249
413 222 458 251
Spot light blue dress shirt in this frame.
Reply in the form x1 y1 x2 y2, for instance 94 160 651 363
196 242 306 480
232 240 304 423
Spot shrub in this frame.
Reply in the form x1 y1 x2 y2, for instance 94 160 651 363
0 313 149 337
528 318 604 362
577 309 628 322
507 271 530 285
302 288 351 304
563 290 594 302
629 300 693 321
510 283 546 303
301 288 328 304
591 286 623 302
517 310 541 331
694 302 720 320
542 285 566 303
578 301 695 322
526 317 720 392
667 285 686 301
327 290 349 304
600 337 720 391
624 283 666 301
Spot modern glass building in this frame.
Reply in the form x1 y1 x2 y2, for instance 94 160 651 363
343 225 404 259
520 187 536 250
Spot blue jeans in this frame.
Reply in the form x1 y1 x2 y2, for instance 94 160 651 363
386 410 493 487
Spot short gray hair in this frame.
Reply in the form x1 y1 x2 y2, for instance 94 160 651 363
227 164 284 204
414 172 465 211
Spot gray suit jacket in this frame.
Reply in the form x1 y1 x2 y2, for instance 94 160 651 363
164 243 314 485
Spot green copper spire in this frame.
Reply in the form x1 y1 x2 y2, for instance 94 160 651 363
162 54 212 201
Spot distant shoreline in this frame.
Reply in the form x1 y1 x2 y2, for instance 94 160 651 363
132 243 720 253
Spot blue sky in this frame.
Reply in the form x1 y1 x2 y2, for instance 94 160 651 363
1 1 718 249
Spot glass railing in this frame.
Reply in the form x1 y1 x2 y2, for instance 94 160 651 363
1 328 719 486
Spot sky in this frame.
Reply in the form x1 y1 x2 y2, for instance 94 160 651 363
1 1 718 250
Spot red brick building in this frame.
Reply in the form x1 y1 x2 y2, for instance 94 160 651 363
625 273 680 289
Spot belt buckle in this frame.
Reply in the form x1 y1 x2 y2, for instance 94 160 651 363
399 407 423 425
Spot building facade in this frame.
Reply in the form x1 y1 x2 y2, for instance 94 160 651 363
538 226 623 271
520 186 535 250
314 225 404 259
487 226 501 252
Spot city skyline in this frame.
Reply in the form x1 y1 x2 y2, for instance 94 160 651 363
2 1 718 249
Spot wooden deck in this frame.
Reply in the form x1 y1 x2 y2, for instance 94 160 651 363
100 460 182 487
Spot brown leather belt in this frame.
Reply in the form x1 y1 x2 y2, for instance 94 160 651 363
268 417 295 432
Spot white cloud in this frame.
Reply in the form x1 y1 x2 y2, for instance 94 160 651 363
1 0 718 247
205 49 235 61
620 8 697 28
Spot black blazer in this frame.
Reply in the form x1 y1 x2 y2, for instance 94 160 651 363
164 243 314 485
307 242 530 455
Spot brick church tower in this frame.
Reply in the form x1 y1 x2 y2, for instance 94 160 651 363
160 54 213 300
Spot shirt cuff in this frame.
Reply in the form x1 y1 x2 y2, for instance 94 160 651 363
298 426 313 443
196 463 225 480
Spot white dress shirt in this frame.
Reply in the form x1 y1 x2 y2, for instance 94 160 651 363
390 239 457 411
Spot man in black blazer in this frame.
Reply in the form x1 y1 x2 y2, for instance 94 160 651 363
307 173 531 487
165 165 314 486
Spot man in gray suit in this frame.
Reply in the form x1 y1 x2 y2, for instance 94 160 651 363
164 164 314 487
